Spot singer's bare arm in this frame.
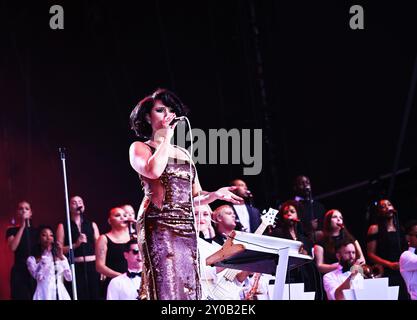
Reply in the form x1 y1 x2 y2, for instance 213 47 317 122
192 172 243 205
314 244 339 274
92 222 100 241
95 235 121 278
7 223 26 252
354 240 366 264
129 140 171 179
129 113 177 179
367 224 399 270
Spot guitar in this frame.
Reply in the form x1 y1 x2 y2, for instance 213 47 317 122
207 208 278 299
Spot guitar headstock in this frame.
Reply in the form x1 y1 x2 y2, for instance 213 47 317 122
261 208 279 227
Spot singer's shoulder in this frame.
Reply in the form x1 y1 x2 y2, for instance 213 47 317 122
129 141 153 155
6 226 19 238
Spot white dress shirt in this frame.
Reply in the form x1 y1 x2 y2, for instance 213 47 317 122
400 247 417 300
323 264 364 300
106 271 141 300
233 204 251 233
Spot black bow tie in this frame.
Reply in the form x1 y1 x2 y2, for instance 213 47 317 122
127 271 142 279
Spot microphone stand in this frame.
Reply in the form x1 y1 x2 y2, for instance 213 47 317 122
24 218 35 296
305 189 316 244
392 210 402 260
59 147 78 300
51 243 59 300
78 211 90 299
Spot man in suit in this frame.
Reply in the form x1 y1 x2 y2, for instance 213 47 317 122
230 179 261 233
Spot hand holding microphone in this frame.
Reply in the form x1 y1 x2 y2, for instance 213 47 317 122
156 114 181 142
126 218 138 239
22 211 31 227
76 233 88 247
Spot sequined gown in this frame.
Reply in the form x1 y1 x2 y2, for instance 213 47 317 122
136 146 201 300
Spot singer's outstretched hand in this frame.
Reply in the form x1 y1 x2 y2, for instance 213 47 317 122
214 186 244 204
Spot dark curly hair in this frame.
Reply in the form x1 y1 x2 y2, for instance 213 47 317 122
31 225 55 260
279 200 301 218
277 200 303 232
129 88 189 139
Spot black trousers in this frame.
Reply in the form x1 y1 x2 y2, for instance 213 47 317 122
10 265 36 300
65 261 100 300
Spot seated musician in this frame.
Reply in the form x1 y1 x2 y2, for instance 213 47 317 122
196 204 250 300
106 239 142 300
322 240 364 300
211 205 238 246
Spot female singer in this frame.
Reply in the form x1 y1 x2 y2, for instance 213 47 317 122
314 209 365 274
268 200 318 293
26 226 72 300
367 199 409 299
6 201 37 299
269 200 311 254
95 207 130 297
129 88 243 300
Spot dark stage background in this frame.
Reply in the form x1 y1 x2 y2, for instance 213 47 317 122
1 1 417 299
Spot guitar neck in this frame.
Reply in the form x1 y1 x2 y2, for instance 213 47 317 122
254 221 269 235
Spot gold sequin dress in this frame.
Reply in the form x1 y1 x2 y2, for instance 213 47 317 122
136 146 201 300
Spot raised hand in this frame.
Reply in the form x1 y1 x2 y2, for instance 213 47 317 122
76 233 88 247
214 186 244 204
154 113 178 142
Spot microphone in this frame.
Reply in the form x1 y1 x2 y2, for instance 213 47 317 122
388 209 397 214
25 219 31 228
290 218 301 223
337 223 345 229
304 185 312 200
169 116 186 125
128 220 137 239
51 242 58 257
76 206 83 213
